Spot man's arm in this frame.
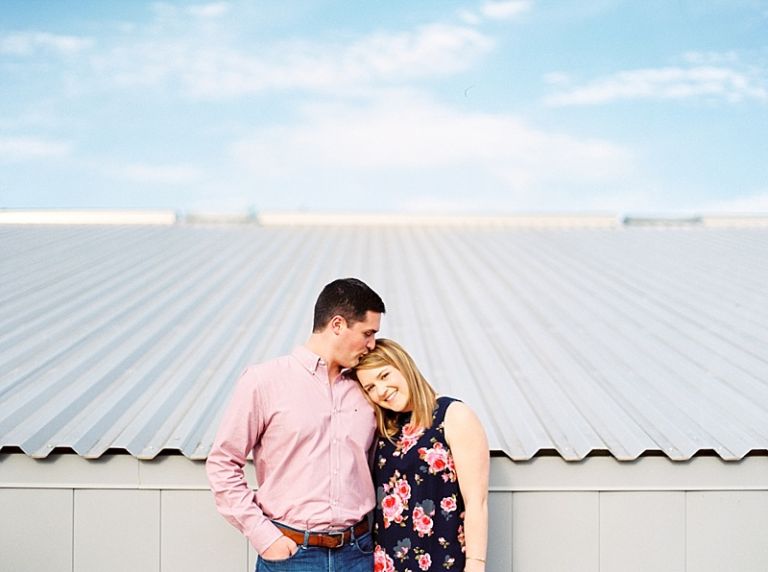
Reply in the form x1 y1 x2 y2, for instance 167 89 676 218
205 367 288 555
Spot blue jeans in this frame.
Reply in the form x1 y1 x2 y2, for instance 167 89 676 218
256 530 374 572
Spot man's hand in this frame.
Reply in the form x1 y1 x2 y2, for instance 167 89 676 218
261 535 299 561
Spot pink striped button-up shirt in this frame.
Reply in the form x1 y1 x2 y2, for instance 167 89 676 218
206 346 377 554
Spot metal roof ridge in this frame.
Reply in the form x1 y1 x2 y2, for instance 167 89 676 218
0 209 177 225
256 211 620 227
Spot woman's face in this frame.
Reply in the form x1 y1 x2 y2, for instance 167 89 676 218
357 365 412 412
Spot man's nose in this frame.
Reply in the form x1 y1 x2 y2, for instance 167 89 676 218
366 337 376 350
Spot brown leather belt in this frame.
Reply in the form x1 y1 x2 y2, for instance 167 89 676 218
274 520 369 549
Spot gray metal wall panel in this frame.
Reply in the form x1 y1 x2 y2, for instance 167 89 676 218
73 489 160 572
489 454 768 492
0 488 73 572
161 490 247 572
487 491 512 571
0 453 139 488
511 492 599 572
3 481 768 571
599 491 685 572
686 491 768 572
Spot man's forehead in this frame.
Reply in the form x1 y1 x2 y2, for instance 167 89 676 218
356 311 382 329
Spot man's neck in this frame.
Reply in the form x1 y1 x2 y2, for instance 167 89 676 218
305 335 342 381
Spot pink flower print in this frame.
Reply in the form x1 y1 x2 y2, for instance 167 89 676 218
374 545 395 572
398 423 426 454
418 553 432 570
412 505 424 520
396 478 412 502
440 496 457 513
420 443 450 474
381 494 404 528
413 512 434 537
398 435 418 454
402 422 425 439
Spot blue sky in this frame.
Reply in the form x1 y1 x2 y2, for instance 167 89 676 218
1 0 767 214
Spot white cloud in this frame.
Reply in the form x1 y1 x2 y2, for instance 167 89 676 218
77 1 496 99
187 2 230 18
545 66 768 106
96 22 493 98
457 9 482 26
683 51 739 65
457 0 531 26
108 163 203 184
0 136 72 161
232 93 632 193
543 71 571 85
481 0 531 21
0 32 93 56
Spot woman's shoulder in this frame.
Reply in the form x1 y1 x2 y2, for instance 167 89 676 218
436 395 462 407
441 398 480 425
434 396 469 426
442 399 486 448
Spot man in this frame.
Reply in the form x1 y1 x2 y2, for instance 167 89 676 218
206 277 385 571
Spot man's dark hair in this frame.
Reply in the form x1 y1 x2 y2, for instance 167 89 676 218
313 278 385 332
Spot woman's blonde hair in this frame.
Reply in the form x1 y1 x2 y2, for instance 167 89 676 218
354 339 437 440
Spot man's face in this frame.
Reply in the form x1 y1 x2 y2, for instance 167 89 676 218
337 311 381 368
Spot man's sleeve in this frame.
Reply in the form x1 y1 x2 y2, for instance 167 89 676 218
205 367 283 554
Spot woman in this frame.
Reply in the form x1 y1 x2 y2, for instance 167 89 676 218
354 339 489 572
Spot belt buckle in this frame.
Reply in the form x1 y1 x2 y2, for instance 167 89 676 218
326 530 345 548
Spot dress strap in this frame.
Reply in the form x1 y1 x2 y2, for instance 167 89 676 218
433 395 461 424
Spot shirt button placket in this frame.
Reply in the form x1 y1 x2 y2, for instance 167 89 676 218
330 386 338 519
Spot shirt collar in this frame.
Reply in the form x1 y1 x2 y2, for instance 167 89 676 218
292 345 325 375
291 346 355 382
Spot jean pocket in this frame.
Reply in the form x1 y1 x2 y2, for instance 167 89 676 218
353 532 375 555
258 546 304 566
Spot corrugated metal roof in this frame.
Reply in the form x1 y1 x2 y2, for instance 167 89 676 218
1 222 767 461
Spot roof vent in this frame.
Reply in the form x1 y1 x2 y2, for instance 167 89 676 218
622 215 703 227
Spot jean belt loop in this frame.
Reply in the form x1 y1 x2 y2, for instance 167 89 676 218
302 529 310 548
350 522 357 543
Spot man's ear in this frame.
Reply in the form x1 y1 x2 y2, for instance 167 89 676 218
329 315 347 334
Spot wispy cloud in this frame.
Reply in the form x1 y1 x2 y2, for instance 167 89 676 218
93 21 493 98
480 0 531 21
682 51 740 65
459 0 531 26
187 2 231 18
232 92 631 192
545 65 768 106
0 136 72 161
0 32 93 56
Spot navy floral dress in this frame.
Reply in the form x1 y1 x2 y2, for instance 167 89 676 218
373 397 465 572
